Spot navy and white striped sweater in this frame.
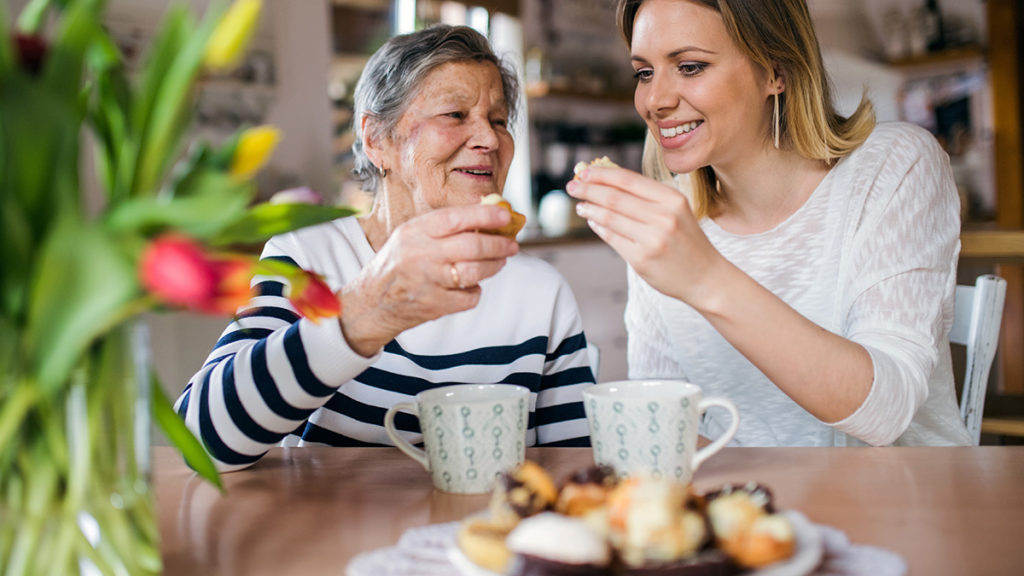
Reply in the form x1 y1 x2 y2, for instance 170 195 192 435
175 217 595 471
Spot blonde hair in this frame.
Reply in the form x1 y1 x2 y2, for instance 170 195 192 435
617 0 876 218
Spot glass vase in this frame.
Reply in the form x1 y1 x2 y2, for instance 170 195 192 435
0 322 161 575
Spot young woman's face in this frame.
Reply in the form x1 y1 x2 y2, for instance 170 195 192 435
630 0 776 174
379 60 514 212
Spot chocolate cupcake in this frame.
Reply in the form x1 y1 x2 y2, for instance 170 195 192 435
506 512 612 576
705 483 795 569
489 460 559 530
555 464 620 518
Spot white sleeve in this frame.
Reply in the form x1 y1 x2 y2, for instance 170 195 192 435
830 126 961 446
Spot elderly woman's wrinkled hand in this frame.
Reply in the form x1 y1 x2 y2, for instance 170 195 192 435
339 203 517 356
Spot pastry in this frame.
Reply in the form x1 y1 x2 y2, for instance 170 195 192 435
457 516 515 574
605 476 711 569
480 193 527 238
555 464 620 518
505 512 613 576
705 483 795 568
572 156 620 180
489 460 558 530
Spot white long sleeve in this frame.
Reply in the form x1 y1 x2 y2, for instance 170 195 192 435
625 122 971 447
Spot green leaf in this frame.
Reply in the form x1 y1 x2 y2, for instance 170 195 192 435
151 375 223 491
15 0 52 34
211 203 358 247
0 6 12 76
132 1 227 197
105 172 253 239
24 217 139 393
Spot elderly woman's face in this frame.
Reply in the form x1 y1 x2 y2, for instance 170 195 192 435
380 60 514 211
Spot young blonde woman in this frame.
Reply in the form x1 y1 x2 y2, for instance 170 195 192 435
567 0 970 446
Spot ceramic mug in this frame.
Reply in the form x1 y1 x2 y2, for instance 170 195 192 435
582 380 739 482
383 384 530 494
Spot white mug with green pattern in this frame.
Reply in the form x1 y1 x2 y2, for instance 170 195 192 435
583 380 739 482
383 384 530 494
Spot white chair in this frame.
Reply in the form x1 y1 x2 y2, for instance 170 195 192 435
950 274 1007 445
587 342 601 382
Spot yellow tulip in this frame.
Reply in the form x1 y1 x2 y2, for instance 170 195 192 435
230 125 280 179
204 0 263 72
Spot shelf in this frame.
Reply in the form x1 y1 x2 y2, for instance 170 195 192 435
885 46 986 78
960 229 1024 262
527 86 633 105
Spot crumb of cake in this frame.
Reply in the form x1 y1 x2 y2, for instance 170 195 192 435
573 156 620 180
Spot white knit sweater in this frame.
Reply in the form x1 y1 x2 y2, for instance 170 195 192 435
625 122 972 447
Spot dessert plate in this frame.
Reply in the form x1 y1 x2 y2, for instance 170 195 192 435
447 510 824 576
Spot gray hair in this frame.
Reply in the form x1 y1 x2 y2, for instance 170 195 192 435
351 24 520 193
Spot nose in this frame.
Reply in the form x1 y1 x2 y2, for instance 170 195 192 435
467 116 500 151
642 71 679 115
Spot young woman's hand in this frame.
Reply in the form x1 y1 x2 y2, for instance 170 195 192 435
567 166 727 309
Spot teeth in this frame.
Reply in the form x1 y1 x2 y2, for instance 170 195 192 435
461 169 491 175
660 121 701 138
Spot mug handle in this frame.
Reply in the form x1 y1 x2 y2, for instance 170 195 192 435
383 402 430 471
691 397 740 472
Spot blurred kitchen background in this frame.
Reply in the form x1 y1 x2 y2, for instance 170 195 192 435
13 0 1023 442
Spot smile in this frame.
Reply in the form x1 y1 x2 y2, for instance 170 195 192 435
660 121 702 138
455 168 493 177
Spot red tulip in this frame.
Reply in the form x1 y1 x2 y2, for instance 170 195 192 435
14 33 47 76
201 257 254 315
140 235 255 316
140 235 218 309
288 270 340 323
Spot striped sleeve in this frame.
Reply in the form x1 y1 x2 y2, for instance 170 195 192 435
174 248 377 472
534 280 594 447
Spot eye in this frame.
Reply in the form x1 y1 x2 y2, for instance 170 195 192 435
678 62 707 77
491 117 508 128
632 68 653 82
445 111 466 120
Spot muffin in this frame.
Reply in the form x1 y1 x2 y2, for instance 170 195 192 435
480 193 527 238
489 460 559 530
573 156 620 180
506 512 612 576
605 476 712 569
457 515 515 574
705 483 795 569
555 464 620 518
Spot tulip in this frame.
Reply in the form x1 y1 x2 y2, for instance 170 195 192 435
229 125 280 179
14 33 47 76
288 270 341 323
202 257 254 315
140 235 218 310
203 0 262 73
140 235 256 316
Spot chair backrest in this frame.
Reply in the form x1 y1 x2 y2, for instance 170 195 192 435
950 274 1007 445
587 342 601 382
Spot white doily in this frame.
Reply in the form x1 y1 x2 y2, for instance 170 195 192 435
346 520 906 576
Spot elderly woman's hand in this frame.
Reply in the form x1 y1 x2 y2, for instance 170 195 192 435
338 203 518 357
567 166 728 309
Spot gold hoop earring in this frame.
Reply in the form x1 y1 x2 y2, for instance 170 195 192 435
772 92 780 149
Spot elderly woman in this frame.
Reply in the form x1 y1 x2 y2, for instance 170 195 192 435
176 25 595 471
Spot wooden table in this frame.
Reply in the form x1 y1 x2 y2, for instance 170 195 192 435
154 446 1024 575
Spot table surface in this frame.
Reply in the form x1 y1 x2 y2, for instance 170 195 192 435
154 446 1024 576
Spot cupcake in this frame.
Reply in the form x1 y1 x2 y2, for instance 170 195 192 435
489 460 559 530
705 483 795 569
555 464 620 518
457 516 516 574
506 512 612 576
605 477 714 570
